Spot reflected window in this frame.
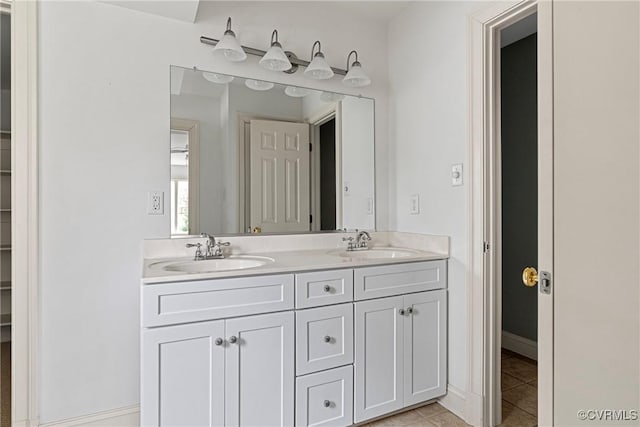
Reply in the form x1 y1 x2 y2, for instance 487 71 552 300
171 129 190 235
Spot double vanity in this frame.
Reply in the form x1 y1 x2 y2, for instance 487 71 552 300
141 232 449 426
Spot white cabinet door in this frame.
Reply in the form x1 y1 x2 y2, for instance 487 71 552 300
225 311 295 427
354 296 404 423
142 320 225 427
403 290 447 406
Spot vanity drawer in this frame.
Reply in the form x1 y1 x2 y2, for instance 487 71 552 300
354 260 447 301
296 303 354 375
295 269 353 309
295 365 353 427
142 274 294 327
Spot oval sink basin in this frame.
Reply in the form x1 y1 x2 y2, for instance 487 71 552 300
150 256 274 274
328 247 420 259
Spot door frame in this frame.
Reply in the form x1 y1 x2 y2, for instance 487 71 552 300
468 1 553 426
306 102 343 232
170 118 200 235
12 0 40 425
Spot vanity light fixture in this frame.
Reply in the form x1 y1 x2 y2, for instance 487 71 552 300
320 91 346 103
200 22 372 85
259 30 292 72
212 17 247 62
245 79 274 91
202 72 234 84
342 50 371 88
304 41 334 80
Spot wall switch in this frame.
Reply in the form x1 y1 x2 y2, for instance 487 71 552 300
367 197 374 215
451 163 463 186
147 191 164 215
410 194 420 215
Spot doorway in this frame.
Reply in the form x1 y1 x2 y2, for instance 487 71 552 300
319 118 336 231
498 17 538 426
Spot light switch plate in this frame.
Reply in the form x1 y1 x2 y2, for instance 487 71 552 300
147 191 164 215
410 194 420 215
452 163 463 186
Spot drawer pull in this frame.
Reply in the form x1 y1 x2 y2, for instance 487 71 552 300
399 308 406 315
407 307 414 314
228 335 238 344
215 338 224 346
323 400 331 408
324 335 332 343
323 285 332 293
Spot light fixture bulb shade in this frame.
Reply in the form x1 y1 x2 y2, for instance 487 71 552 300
320 91 346 102
304 53 334 80
212 31 247 62
202 72 234 84
245 79 274 91
284 86 312 98
343 63 371 87
259 43 292 71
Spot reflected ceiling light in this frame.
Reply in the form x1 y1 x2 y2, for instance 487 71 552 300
245 79 274 91
202 72 234 84
212 17 247 62
260 30 292 72
284 86 312 98
304 41 334 80
320 91 345 102
342 50 371 88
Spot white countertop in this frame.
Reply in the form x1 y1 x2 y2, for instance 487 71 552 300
142 246 448 284
141 231 450 284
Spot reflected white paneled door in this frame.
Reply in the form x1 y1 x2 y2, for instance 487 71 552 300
250 119 310 233
141 320 225 427
224 311 295 427
403 290 447 406
354 296 404 423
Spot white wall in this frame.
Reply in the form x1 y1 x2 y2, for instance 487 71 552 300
341 96 375 230
38 1 388 422
171 92 223 233
387 1 492 396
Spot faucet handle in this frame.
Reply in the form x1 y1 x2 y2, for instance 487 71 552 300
186 242 202 249
217 241 230 246
186 242 204 260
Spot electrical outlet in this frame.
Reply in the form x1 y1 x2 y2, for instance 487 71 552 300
410 194 420 215
147 191 164 215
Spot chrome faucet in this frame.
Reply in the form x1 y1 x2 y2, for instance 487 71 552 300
342 230 372 251
186 233 230 260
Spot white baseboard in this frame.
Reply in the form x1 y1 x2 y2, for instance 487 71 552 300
502 330 538 361
438 384 469 423
39 405 140 427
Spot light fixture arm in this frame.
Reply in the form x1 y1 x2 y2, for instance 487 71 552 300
200 35 348 76
311 40 322 59
225 17 232 33
270 29 279 46
346 50 359 71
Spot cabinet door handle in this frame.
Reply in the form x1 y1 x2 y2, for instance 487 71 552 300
215 338 224 346
323 400 331 408
323 285 331 292
399 308 406 316
324 335 331 343
406 307 413 314
228 335 238 344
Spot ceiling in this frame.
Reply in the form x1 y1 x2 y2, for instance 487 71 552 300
102 1 411 26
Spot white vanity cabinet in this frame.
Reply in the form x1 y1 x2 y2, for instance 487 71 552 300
142 259 447 427
141 274 295 427
353 261 447 424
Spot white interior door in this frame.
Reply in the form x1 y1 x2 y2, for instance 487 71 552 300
250 119 310 233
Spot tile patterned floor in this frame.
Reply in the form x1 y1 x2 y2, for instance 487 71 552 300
365 349 537 426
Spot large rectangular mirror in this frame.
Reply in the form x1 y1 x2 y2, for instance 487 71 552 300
170 65 375 236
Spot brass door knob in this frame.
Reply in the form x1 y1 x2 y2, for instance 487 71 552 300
522 267 539 287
